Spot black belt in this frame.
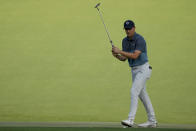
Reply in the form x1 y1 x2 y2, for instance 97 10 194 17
132 65 152 69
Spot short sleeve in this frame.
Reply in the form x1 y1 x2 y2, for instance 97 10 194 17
135 37 146 52
122 39 127 51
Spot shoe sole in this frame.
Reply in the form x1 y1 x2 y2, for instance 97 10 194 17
138 125 157 128
121 121 133 127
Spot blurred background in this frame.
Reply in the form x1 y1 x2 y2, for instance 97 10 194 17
0 0 196 124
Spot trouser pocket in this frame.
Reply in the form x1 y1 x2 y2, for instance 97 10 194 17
146 66 152 79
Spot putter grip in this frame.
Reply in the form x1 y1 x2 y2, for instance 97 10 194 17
110 40 114 47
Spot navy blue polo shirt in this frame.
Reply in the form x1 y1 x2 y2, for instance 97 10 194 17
122 32 148 67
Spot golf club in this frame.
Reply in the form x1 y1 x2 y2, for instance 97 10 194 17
94 3 114 47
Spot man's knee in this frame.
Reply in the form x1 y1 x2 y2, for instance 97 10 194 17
131 86 140 97
131 81 145 96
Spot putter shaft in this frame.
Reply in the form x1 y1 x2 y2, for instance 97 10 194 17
95 3 114 47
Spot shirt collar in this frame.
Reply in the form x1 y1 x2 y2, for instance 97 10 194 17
127 32 137 41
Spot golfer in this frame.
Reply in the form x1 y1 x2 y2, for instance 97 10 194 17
112 20 157 127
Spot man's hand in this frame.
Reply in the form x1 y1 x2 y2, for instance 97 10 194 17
112 46 121 54
112 51 118 57
111 48 127 61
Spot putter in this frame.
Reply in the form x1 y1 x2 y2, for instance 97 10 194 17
94 3 114 47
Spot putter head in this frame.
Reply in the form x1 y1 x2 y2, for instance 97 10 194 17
94 3 101 9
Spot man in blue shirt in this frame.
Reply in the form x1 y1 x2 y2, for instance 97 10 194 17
112 20 157 128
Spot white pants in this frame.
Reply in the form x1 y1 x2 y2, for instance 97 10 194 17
128 62 156 122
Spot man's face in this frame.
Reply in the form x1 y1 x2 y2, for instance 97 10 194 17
125 27 135 38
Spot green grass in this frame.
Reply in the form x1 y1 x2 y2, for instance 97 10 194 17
0 0 196 124
0 127 196 131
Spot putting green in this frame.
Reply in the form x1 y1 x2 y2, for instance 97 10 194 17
0 0 196 124
0 127 196 131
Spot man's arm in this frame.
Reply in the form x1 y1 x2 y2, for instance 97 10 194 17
112 46 141 60
119 50 141 59
112 51 127 61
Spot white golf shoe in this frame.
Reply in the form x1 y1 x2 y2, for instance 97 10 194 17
121 119 134 127
138 121 157 128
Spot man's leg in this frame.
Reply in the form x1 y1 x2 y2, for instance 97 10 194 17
139 86 156 122
121 70 136 127
128 72 147 120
